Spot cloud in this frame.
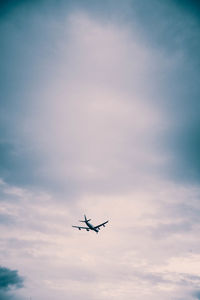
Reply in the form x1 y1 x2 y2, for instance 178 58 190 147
0 291 18 300
193 290 200 299
0 213 14 226
173 0 200 18
0 266 24 300
0 267 24 300
0 1 170 195
0 0 199 193
0 266 23 291
0 179 200 300
0 1 200 300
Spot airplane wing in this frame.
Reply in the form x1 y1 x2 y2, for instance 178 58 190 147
72 225 90 231
94 220 109 229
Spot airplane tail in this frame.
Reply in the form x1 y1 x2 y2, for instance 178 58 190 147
79 215 91 223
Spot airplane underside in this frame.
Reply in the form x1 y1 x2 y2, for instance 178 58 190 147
72 215 109 233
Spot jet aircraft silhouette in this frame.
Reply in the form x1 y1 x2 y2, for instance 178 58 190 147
72 215 108 233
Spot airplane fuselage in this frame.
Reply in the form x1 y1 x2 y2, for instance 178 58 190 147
85 220 99 233
72 215 108 233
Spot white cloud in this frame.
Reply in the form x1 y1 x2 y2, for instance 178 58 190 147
1 178 200 300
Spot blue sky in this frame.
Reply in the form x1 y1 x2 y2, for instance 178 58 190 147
0 1 200 299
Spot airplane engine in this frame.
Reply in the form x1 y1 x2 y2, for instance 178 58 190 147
103 224 105 227
79 228 81 230
87 229 89 231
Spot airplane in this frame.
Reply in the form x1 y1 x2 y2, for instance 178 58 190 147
72 215 109 233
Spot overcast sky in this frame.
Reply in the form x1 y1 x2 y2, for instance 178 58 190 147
0 0 200 299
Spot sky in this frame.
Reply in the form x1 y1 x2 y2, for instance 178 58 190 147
0 0 200 299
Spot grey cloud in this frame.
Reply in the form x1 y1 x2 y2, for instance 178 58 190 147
127 269 169 285
0 0 200 193
0 214 14 226
164 202 200 225
0 0 159 193
193 290 200 299
173 0 200 19
150 221 192 239
0 291 21 300
130 271 200 290
0 3 200 299
119 0 200 182
168 123 200 183
98 262 200 287
0 267 23 291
